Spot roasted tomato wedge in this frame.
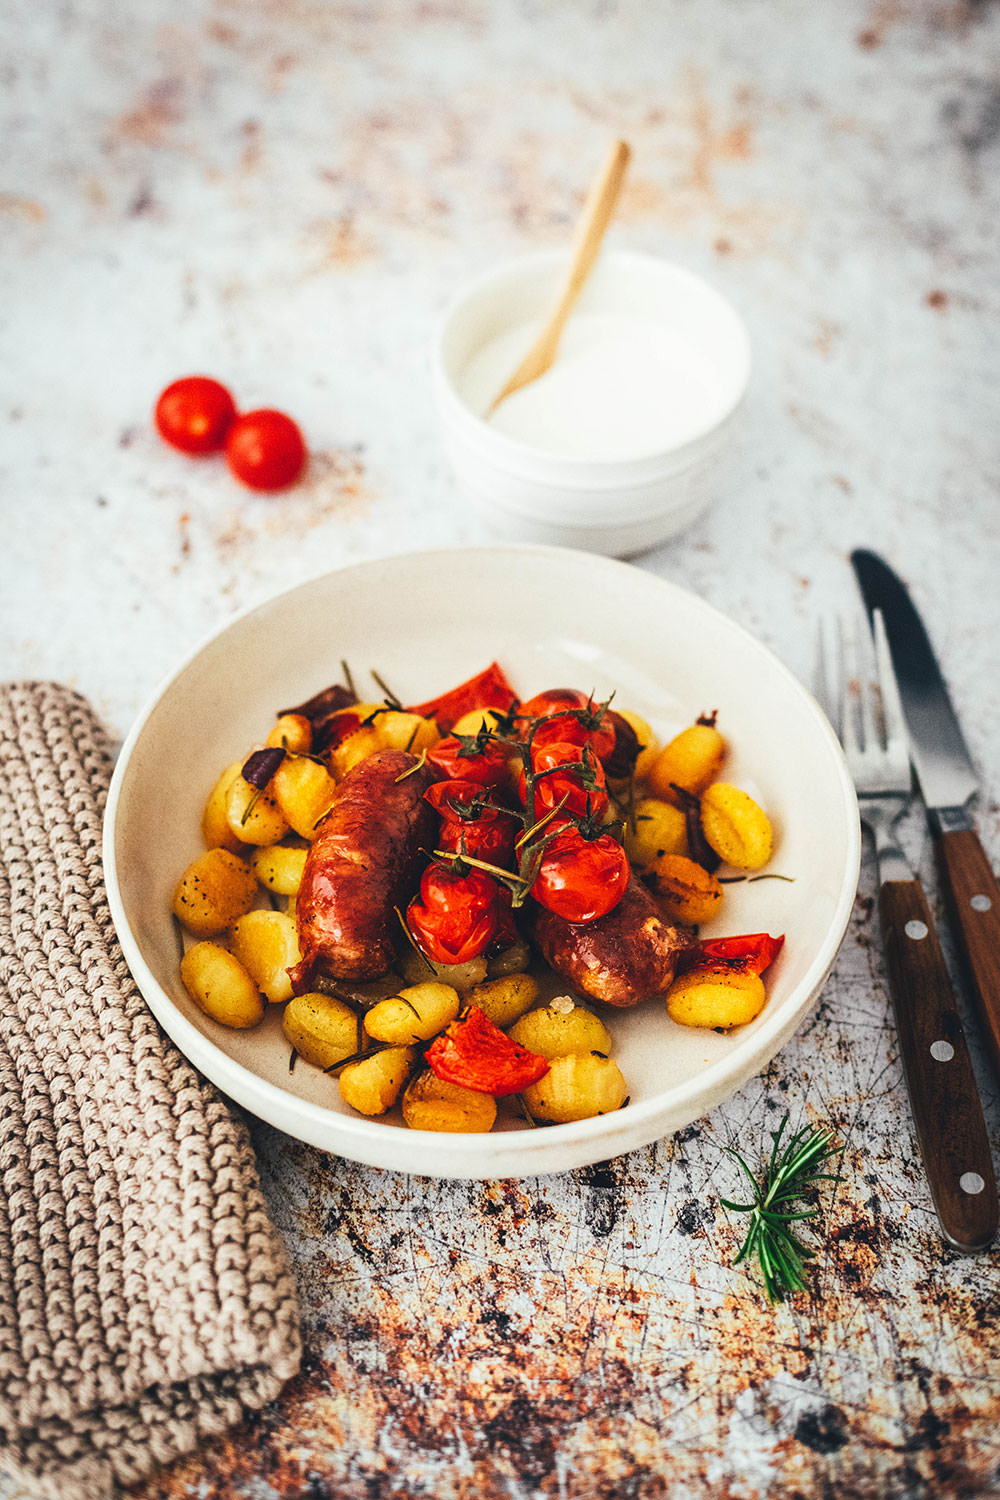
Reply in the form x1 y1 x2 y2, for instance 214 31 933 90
424 780 518 867
425 1006 549 1096
406 863 499 966
427 732 510 790
519 739 609 822
409 661 517 734
679 932 785 975
530 822 630 924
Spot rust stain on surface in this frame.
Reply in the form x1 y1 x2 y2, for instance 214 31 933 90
0 194 46 222
115 76 186 146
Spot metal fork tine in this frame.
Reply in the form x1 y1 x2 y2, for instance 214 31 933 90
872 608 908 757
814 618 836 729
855 615 879 753
837 617 860 759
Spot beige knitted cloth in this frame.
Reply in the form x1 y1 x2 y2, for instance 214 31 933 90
0 683 302 1500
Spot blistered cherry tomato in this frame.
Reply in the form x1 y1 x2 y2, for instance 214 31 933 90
154 376 237 454
425 781 518 867
519 688 616 762
531 823 630 924
427 733 510 790
517 688 589 725
519 740 609 822
225 408 306 491
406 863 499 966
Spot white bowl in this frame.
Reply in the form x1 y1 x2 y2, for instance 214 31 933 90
104 546 859 1180
432 251 751 556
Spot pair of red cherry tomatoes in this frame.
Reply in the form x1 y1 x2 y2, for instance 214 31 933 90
154 376 306 490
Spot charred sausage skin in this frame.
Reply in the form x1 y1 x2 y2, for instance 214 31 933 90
532 874 686 1008
291 748 437 986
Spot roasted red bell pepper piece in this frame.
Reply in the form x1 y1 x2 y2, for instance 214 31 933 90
679 932 785 975
409 661 517 734
425 1006 549 1096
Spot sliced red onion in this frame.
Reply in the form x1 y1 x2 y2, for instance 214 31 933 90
241 745 286 789
279 682 357 720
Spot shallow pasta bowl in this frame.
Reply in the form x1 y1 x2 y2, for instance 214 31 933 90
104 545 859 1180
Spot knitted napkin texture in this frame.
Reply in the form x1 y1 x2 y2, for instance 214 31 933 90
0 683 301 1500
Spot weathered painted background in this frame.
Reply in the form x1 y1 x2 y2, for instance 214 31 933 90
2 1 999 1496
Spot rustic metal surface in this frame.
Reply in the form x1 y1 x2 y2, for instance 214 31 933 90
3 1 1000 1496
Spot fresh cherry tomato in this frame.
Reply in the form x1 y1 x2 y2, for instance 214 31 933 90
225 408 307 491
409 661 518 734
406 863 499 966
425 1006 549 1096
679 933 785 975
154 376 237 454
530 823 630 924
425 781 518 867
519 739 609 821
427 733 510 790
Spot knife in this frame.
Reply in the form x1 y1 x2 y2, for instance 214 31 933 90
852 549 1000 1086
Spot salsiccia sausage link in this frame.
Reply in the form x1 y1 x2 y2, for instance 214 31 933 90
532 874 685 1008
290 747 437 987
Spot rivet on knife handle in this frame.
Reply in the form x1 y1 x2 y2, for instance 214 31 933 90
934 826 1000 1087
879 877 998 1253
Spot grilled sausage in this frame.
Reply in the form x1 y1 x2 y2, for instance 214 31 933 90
531 874 686 1008
290 748 437 987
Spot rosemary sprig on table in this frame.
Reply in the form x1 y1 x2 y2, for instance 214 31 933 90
720 1114 840 1303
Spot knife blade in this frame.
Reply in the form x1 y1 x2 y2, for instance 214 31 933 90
852 548 1000 1084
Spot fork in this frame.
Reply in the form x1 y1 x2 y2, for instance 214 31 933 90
822 611 998 1252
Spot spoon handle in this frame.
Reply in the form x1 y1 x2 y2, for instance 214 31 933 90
488 139 631 413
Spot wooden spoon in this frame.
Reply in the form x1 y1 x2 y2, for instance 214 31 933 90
486 138 631 417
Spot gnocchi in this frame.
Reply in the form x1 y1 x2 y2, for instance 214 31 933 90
700 782 773 870
180 942 264 1029
666 963 767 1030
172 848 258 937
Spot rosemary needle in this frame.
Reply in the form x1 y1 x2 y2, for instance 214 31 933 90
720 1114 840 1304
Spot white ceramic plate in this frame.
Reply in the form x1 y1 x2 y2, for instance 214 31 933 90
104 545 860 1180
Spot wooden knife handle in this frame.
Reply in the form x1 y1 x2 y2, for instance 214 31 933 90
879 878 998 1252
935 827 1000 1085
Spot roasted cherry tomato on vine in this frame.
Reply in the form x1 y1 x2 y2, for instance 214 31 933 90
409 661 518 734
424 780 518 867
225 408 307 491
517 687 589 725
520 688 616 761
406 862 499 966
154 376 237 454
519 739 609 821
530 822 630 924
425 1006 549 1096
427 733 510 790
679 932 785 975
531 709 616 762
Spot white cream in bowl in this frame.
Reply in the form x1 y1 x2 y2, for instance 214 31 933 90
432 249 752 556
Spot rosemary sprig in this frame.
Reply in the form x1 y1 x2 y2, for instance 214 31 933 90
720 1114 840 1304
